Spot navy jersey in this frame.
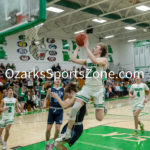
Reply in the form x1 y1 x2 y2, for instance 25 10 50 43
75 103 86 123
50 87 64 108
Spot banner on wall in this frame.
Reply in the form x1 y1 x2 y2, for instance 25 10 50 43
0 47 7 59
62 51 70 61
134 40 150 67
72 41 76 50
62 40 70 50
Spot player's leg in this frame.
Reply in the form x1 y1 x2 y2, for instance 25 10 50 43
54 110 63 140
45 124 53 150
3 124 12 149
133 109 142 136
45 108 54 150
55 142 68 150
94 90 105 121
21 102 25 113
95 109 104 121
0 127 4 145
54 124 61 139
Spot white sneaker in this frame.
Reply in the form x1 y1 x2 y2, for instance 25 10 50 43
55 133 71 142
2 142 6 150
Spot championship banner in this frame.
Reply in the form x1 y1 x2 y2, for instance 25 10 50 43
62 51 70 61
62 40 70 50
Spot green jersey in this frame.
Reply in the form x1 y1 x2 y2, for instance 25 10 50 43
85 59 105 87
2 97 17 120
130 83 149 105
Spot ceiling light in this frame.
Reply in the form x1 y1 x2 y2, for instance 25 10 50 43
128 39 136 42
92 19 106 23
136 5 150 11
74 30 85 34
125 26 136 30
104 35 114 39
46 7 64 13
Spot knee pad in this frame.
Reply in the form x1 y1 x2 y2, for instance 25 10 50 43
69 102 82 121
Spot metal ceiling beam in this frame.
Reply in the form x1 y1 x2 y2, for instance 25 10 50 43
95 18 150 35
45 0 109 23
47 0 61 6
115 30 150 40
58 0 150 29
74 10 150 37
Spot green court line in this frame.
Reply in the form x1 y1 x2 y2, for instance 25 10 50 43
15 125 150 150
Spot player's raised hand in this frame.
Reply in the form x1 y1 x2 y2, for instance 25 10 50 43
84 38 89 49
50 92 59 99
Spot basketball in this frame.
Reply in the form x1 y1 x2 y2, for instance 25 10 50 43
75 33 88 47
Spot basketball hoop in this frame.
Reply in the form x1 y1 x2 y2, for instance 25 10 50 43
24 24 42 42
16 14 27 24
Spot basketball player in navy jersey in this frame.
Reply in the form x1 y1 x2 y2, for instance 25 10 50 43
45 78 64 150
51 82 87 150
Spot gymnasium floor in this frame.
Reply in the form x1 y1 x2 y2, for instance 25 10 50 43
2 97 150 150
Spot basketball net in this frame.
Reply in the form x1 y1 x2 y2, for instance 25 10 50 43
24 24 42 42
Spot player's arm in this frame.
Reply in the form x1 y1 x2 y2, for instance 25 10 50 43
0 99 8 112
129 85 135 98
15 99 21 114
84 39 107 67
44 88 51 108
50 92 75 109
144 85 150 103
71 45 87 65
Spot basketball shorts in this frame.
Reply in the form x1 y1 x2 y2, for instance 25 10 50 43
75 85 104 109
47 108 63 124
61 123 83 147
133 103 145 112
41 94 46 100
0 118 14 128
19 96 26 103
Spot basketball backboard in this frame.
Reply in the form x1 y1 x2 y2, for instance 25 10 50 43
0 0 46 37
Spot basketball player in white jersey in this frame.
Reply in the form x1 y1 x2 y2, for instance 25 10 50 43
129 75 150 136
0 87 20 150
56 38 108 142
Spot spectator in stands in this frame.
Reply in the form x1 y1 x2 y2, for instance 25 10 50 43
51 64 57 72
11 63 16 70
6 63 11 70
108 86 114 98
0 63 5 70
114 83 121 97
27 77 34 89
56 63 61 71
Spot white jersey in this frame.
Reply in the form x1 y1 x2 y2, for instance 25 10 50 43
2 97 17 120
130 83 149 105
85 59 105 87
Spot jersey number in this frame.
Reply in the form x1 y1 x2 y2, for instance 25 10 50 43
88 67 96 77
8 107 12 113
137 91 140 97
